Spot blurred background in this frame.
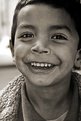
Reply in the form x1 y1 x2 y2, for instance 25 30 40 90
0 0 20 90
0 0 81 90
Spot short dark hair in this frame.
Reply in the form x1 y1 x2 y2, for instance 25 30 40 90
11 0 81 49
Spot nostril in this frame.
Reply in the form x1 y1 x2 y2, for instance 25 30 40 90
31 45 50 54
31 46 38 53
32 49 38 53
43 50 49 53
31 48 50 54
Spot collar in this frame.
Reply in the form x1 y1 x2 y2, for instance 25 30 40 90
20 81 45 121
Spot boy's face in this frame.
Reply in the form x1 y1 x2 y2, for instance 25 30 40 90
14 4 79 86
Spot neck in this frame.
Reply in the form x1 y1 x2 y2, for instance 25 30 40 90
26 77 72 120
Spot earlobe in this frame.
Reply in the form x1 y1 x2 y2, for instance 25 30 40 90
9 39 14 57
74 49 81 70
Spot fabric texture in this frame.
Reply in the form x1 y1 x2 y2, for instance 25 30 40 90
0 72 81 121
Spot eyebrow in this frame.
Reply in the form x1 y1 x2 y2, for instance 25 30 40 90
18 24 36 30
18 24 72 34
49 25 72 33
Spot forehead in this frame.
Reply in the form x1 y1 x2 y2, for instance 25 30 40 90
17 4 77 34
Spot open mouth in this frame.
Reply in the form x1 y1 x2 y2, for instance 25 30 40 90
28 62 55 70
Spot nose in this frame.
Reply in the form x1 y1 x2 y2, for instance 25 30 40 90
31 43 50 54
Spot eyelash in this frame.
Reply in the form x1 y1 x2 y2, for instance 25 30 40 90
18 32 68 43
51 34 68 41
19 32 34 39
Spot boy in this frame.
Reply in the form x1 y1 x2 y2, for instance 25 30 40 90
0 0 81 120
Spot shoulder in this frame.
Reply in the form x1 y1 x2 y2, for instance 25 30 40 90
73 72 81 90
73 72 81 93
73 72 81 121
0 75 25 120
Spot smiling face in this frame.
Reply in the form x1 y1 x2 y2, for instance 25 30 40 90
14 4 79 86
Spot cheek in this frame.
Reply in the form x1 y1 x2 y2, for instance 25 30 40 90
53 45 77 65
14 44 28 59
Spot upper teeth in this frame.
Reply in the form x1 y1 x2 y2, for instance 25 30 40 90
31 62 52 67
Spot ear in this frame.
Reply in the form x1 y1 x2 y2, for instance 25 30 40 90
74 49 81 70
9 39 14 57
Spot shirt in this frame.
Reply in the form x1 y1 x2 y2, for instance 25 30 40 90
19 73 79 121
0 72 81 121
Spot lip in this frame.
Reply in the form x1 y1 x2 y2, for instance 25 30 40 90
25 61 58 74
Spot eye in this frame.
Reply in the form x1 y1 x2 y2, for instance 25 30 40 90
51 34 68 41
20 32 34 39
18 31 35 42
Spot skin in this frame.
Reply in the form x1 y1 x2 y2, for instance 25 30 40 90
12 4 80 120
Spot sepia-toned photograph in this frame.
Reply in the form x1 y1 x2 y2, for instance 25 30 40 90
0 0 81 120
